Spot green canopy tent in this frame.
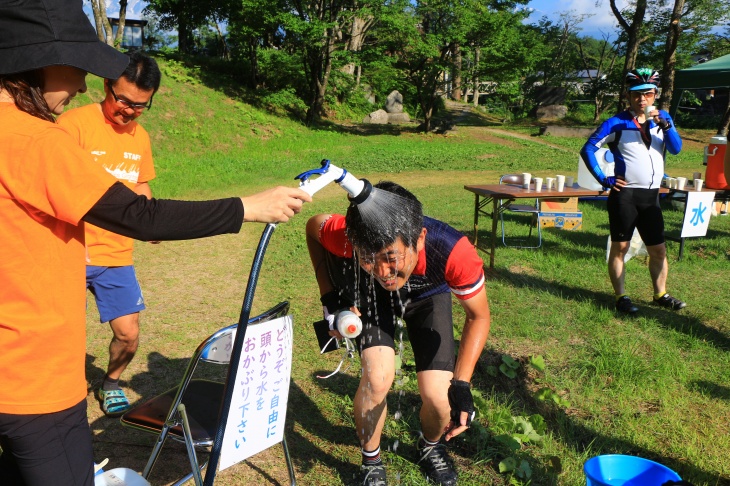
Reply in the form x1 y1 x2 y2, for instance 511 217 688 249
669 53 730 118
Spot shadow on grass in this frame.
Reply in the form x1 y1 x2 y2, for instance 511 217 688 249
307 361 552 484
687 380 730 401
477 266 730 484
285 377 360 484
475 357 730 485
485 265 730 352
89 351 356 485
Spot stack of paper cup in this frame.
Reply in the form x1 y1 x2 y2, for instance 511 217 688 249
556 174 566 192
534 177 543 192
522 173 531 189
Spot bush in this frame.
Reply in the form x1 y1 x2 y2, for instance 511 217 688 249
260 88 308 120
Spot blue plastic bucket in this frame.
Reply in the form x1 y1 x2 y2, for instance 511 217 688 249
584 454 681 485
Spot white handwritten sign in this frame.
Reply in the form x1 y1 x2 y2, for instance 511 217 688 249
219 315 293 471
681 191 716 238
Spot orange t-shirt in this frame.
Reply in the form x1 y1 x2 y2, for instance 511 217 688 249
58 103 155 266
0 103 117 414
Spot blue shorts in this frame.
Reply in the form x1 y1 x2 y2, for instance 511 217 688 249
86 265 145 323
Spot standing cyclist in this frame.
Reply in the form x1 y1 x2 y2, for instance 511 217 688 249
580 68 685 315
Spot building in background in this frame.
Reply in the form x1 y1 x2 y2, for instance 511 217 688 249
109 18 147 49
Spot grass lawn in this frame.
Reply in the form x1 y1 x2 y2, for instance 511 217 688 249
81 58 730 486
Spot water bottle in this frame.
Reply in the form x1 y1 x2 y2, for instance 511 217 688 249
336 310 362 339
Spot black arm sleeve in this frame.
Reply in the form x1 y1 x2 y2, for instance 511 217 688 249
83 182 244 241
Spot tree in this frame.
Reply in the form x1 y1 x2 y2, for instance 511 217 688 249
375 0 530 132
577 36 621 122
648 0 730 111
469 9 541 114
610 0 648 73
534 12 589 89
143 0 213 53
89 0 127 47
227 0 288 89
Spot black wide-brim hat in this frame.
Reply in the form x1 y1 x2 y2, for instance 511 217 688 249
0 0 129 79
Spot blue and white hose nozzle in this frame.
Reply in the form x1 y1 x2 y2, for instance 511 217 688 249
295 159 372 203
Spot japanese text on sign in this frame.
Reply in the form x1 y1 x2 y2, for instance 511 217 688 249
219 315 293 471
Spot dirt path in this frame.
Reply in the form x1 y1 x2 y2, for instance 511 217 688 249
442 99 576 153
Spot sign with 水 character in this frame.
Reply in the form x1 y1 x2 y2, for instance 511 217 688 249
680 191 716 238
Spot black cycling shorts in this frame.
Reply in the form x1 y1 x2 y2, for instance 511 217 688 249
0 399 94 486
358 291 455 373
607 187 664 246
325 253 456 372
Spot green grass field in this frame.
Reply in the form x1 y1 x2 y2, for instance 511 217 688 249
80 57 730 485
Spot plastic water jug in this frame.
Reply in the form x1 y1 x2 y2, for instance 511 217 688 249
704 135 728 189
577 148 614 191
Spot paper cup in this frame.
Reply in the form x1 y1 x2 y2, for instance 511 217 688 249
670 178 677 189
534 177 543 192
545 177 555 191
676 176 687 190
556 174 565 192
694 179 704 191
566 176 574 188
522 172 532 189
644 105 656 118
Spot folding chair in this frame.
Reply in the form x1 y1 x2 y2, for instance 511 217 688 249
499 174 542 248
121 301 295 486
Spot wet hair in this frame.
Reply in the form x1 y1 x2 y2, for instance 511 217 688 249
0 71 55 122
115 51 161 92
345 180 424 255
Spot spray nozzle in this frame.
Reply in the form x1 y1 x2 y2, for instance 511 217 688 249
295 159 368 201
348 178 372 205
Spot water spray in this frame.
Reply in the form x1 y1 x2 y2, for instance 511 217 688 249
297 160 372 379
295 159 372 203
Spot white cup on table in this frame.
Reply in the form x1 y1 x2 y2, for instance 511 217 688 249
556 174 566 192
534 177 543 192
565 176 574 188
676 176 687 190
545 177 555 191
522 172 532 189
695 179 704 191
669 178 677 189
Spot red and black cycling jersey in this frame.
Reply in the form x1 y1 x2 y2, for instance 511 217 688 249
319 214 484 302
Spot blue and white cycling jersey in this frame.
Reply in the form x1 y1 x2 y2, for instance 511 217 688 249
580 110 682 190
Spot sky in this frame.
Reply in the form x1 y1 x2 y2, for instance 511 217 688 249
524 0 628 40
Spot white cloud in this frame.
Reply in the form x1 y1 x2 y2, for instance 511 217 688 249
103 0 147 20
526 0 629 38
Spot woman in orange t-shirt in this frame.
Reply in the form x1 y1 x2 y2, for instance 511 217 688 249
0 2 310 484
